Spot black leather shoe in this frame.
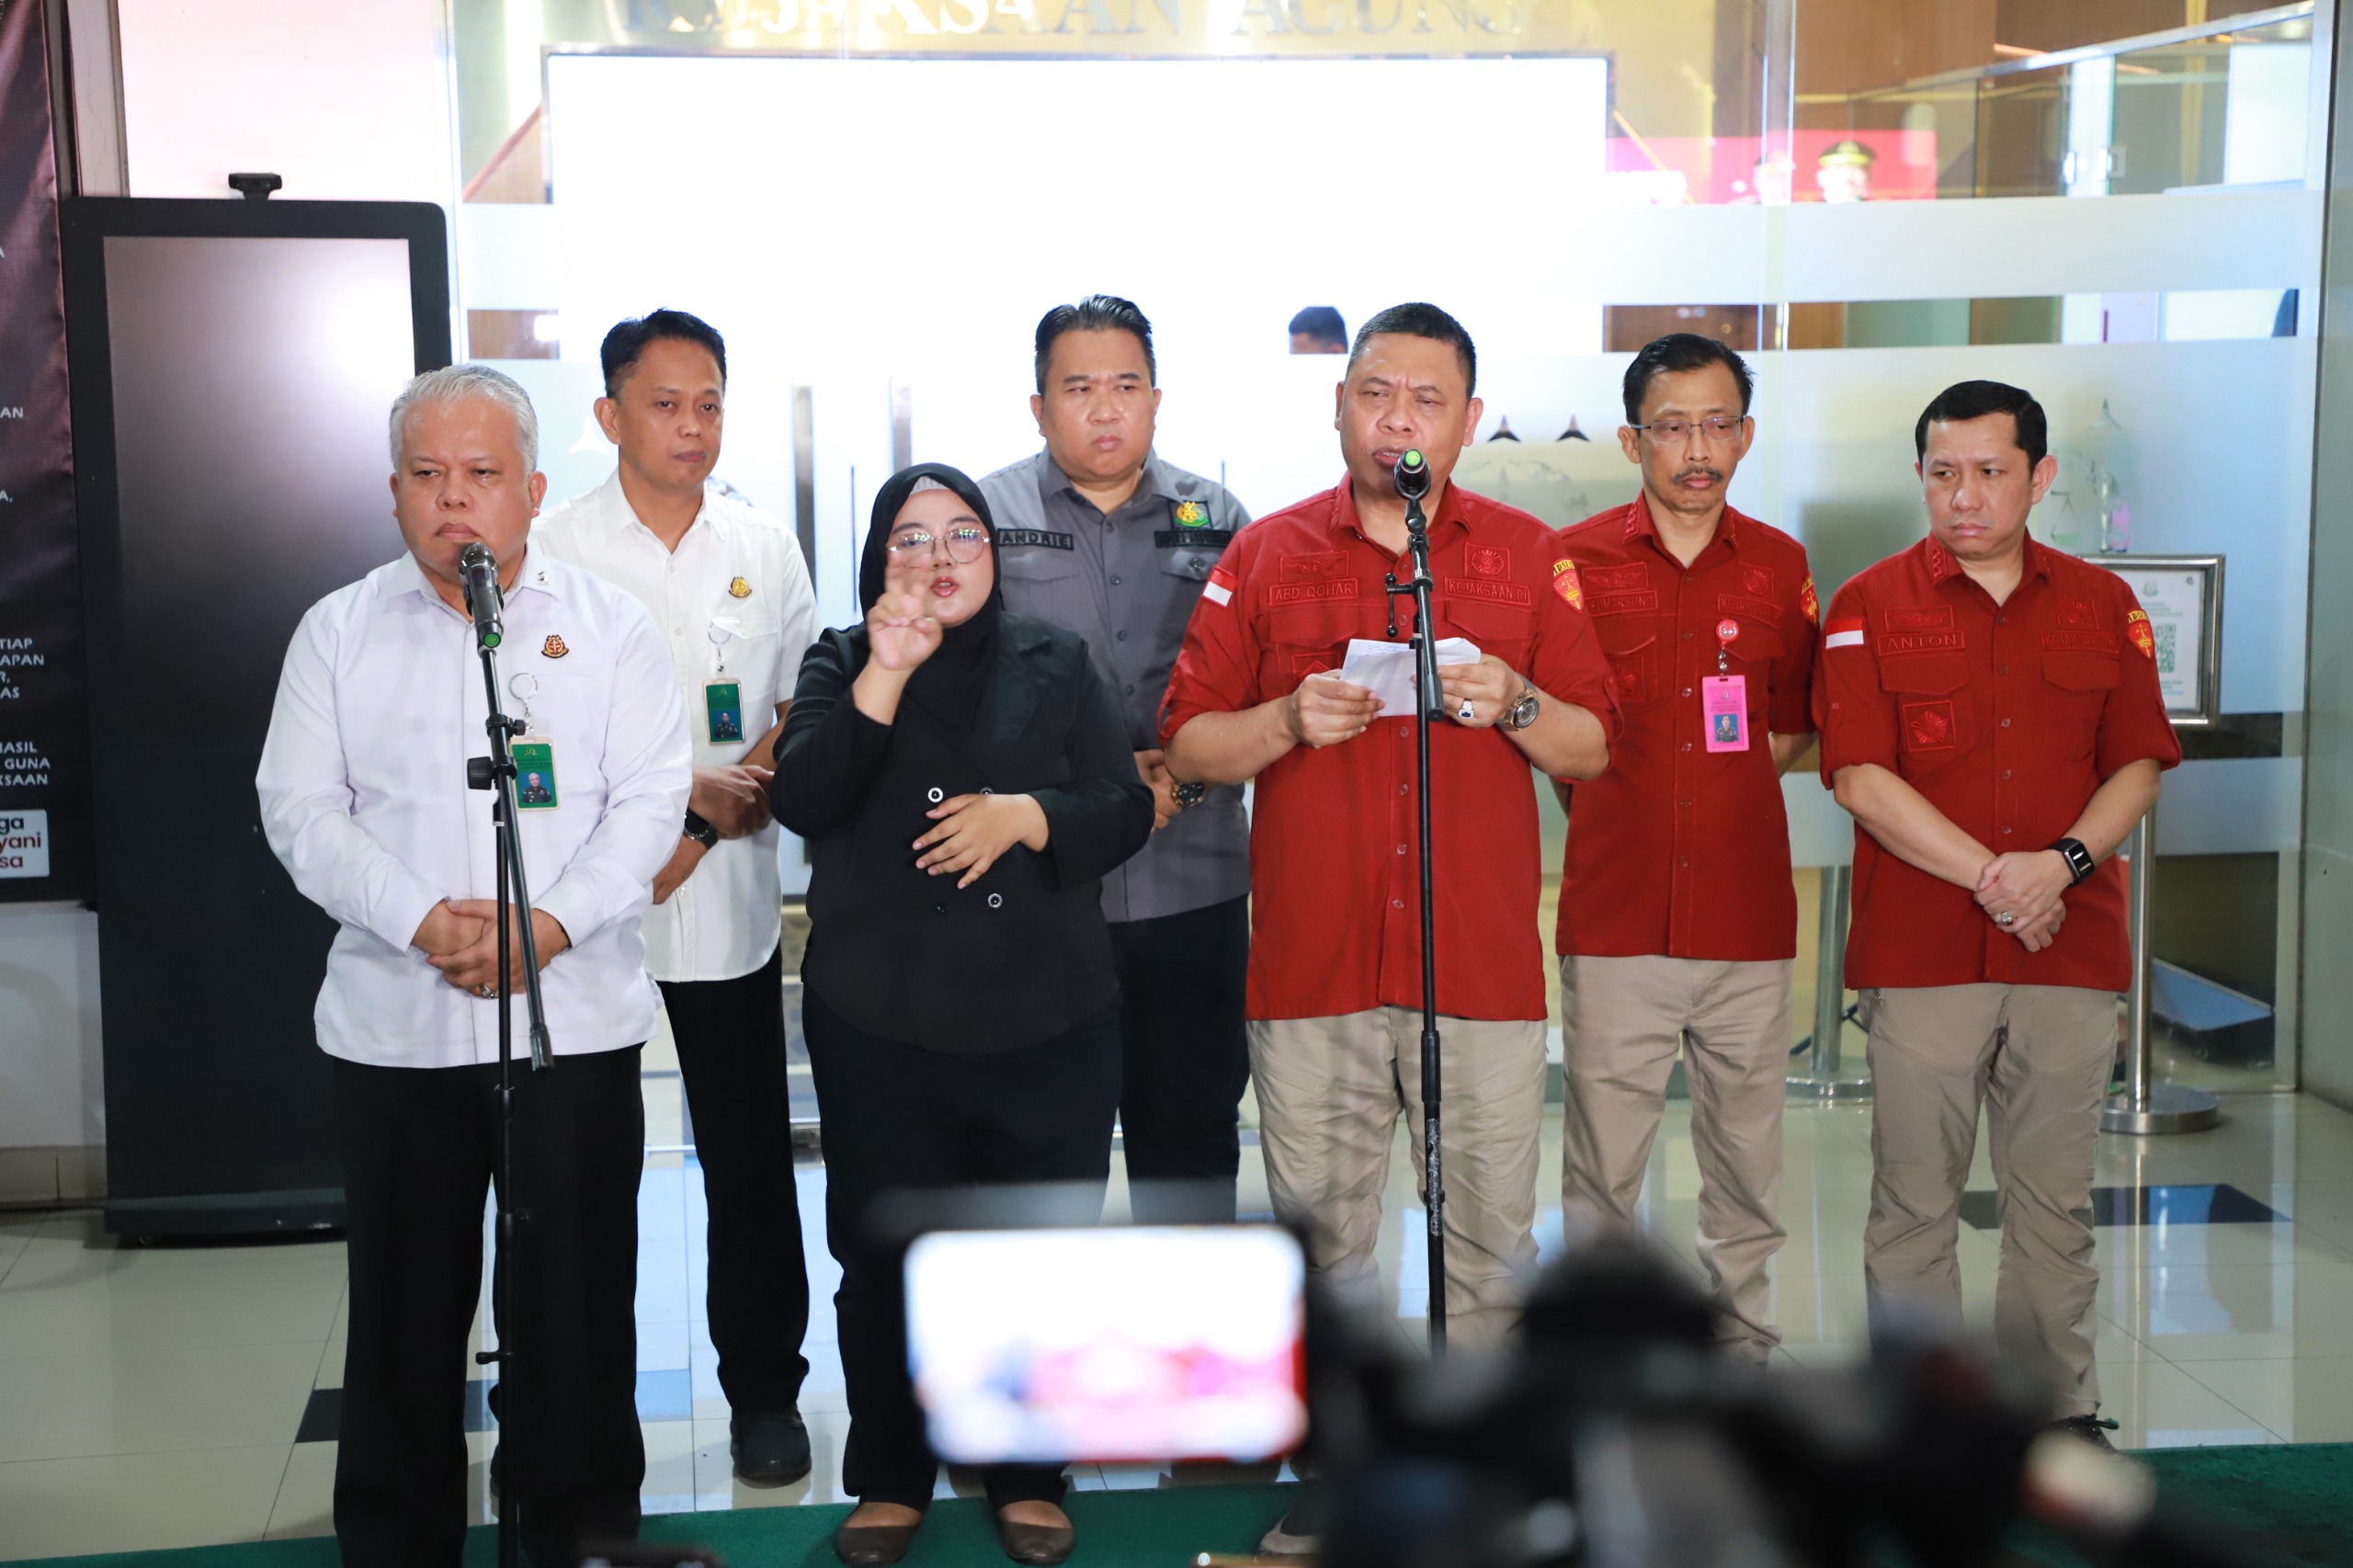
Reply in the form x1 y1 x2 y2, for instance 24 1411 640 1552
732 1408 813 1486
995 1510 1076 1566
835 1519 920 1567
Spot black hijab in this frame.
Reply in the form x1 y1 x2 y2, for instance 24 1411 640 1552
858 462 1005 731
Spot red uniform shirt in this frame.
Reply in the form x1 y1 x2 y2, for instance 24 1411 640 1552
1554 494 1819 960
1813 536 2181 992
1161 479 1619 1022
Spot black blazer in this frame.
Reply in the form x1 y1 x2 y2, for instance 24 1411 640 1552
773 613 1154 1055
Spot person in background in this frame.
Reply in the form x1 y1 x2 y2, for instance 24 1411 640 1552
774 464 1153 1568
535 308 820 1486
1289 305 1348 354
1816 380 2179 1449
982 295 1254 1222
258 365 690 1567
1552 332 1820 1364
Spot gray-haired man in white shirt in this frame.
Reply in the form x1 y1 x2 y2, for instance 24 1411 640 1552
258 365 690 1568
535 310 820 1486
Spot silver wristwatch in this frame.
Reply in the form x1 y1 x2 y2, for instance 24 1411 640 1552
1497 680 1540 733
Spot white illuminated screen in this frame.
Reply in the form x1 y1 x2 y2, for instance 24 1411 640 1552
542 53 1608 551
903 1225 1307 1464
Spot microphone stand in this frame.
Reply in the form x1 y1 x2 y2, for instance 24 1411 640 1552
1383 462 1448 1354
462 569 554 1568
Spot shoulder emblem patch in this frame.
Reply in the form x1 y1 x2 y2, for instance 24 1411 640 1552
2126 608 2155 659
541 634 570 659
1800 576 1819 625
1550 559 1584 611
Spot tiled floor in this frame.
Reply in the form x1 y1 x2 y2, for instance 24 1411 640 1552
6 1085 2353 1560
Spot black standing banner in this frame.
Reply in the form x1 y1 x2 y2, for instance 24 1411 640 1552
0 0 87 902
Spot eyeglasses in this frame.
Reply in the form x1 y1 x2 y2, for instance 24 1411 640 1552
884 526 990 564
1631 415 1746 445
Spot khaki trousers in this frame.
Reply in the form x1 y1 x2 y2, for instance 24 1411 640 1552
1559 955 1791 1358
1861 983 2118 1417
1249 1008 1547 1346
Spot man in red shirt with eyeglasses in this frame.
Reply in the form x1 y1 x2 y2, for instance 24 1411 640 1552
1162 302 1617 1348
1553 334 1820 1364
1815 380 2178 1449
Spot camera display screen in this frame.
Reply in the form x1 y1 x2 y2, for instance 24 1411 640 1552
904 1224 1308 1465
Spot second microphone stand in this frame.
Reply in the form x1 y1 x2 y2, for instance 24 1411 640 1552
462 571 554 1568
1383 454 1449 1353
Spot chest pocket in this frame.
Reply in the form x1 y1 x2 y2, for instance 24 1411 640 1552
1881 654 1970 761
1265 598 1366 687
709 609 785 727
1593 616 1662 712
1441 599 1532 676
2042 653 2120 734
1159 543 1224 585
1725 615 1784 669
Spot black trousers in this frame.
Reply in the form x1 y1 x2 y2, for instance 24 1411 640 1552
332 1048 645 1568
1108 893 1252 1222
802 988 1120 1511
656 944 812 1418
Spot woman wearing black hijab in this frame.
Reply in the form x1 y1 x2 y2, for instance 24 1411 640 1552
773 464 1153 1568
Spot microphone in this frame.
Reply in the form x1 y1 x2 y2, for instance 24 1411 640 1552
458 542 504 649
1392 448 1431 502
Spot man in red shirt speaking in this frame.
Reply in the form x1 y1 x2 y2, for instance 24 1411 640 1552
1163 303 1617 1344
1815 381 2178 1446
1553 334 1820 1363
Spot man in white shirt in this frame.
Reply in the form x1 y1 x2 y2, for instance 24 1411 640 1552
535 310 820 1483
258 365 690 1568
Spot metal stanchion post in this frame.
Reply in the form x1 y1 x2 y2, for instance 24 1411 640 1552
1788 864 1870 1103
2100 807 2219 1134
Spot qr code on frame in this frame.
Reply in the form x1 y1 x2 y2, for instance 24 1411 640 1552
2154 621 2177 675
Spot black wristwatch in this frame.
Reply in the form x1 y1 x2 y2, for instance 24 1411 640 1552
2051 836 2096 885
682 810 721 849
1172 780 1209 810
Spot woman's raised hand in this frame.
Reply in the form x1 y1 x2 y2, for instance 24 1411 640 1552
866 589 942 674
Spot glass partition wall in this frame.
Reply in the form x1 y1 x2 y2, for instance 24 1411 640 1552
448 0 2325 1102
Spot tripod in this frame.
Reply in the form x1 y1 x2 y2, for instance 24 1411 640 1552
462 560 554 1568
1381 449 1448 1353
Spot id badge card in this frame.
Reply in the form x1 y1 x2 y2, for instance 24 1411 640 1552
512 737 560 809
705 681 745 745
1701 676 1750 753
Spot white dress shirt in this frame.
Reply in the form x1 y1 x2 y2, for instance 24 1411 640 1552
256 546 692 1068
534 473 818 983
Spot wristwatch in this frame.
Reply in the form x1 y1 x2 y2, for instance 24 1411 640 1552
681 810 720 849
2051 836 2096 885
1171 780 1209 810
1497 680 1541 733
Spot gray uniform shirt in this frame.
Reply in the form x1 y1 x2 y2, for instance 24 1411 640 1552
981 449 1251 925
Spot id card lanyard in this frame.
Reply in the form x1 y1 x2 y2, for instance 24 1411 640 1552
508 673 560 809
1701 616 1749 753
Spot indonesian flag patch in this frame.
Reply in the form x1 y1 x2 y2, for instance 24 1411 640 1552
1824 617 1866 650
1202 563 1237 608
1550 559 1584 611
2126 608 2154 658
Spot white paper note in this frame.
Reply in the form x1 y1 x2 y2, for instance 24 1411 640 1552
1332 637 1483 718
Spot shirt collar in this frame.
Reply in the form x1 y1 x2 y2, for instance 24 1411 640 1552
1329 474 1472 548
381 541 563 608
600 469 714 544
1040 449 1172 515
1622 490 1745 552
1922 533 2051 588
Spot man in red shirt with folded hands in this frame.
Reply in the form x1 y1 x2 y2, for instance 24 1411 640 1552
1163 302 1616 1346
1815 380 2178 1448
1553 333 1819 1364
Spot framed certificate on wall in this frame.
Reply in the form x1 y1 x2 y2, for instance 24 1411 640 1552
2082 553 2224 727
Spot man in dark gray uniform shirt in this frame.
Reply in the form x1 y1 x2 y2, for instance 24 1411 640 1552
983 294 1253 1221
